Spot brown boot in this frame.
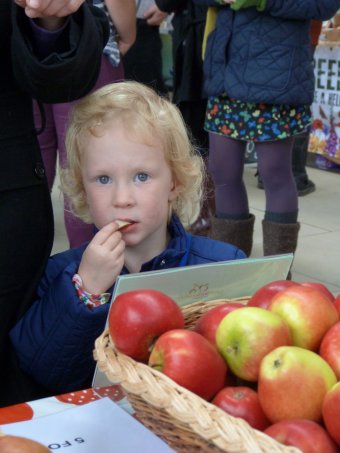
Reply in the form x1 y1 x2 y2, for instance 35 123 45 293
210 214 255 257
262 220 300 256
262 220 300 279
189 159 215 236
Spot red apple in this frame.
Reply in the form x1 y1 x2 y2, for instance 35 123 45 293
216 307 292 382
334 294 340 316
319 321 340 379
258 346 337 423
322 382 340 446
148 329 227 400
212 386 270 431
247 280 298 309
264 419 338 453
194 302 244 345
0 435 50 453
300 282 335 303
108 289 184 362
269 286 339 351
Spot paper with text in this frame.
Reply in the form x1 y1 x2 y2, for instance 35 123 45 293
1 397 175 452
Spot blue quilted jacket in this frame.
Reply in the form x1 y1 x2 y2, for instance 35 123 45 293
194 0 340 105
10 216 245 394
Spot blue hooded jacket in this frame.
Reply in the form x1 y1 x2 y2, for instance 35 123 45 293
194 0 339 105
10 216 245 394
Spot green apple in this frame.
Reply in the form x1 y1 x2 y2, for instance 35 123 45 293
215 307 291 381
258 346 337 423
268 285 339 351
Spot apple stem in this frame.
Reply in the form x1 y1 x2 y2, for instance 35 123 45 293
226 345 238 355
234 391 245 400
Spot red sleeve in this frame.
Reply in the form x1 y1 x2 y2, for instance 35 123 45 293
310 20 322 46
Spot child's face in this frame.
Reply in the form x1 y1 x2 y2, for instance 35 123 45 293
81 123 178 251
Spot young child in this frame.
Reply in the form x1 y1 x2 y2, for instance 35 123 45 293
10 81 246 396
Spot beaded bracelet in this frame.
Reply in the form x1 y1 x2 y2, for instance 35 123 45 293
72 274 111 309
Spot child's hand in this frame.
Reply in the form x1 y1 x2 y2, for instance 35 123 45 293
77 222 125 295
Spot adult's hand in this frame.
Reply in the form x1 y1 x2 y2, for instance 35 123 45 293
143 4 167 27
14 0 85 30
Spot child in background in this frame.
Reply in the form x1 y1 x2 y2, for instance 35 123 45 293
193 0 338 261
10 82 246 396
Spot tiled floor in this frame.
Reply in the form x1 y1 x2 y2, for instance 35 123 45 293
51 164 340 296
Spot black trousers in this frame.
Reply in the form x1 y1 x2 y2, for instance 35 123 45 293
0 176 54 407
122 19 167 95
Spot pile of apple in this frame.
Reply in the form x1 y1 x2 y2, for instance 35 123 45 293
108 283 340 453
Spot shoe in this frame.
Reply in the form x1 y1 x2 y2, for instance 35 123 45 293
296 178 316 197
257 173 316 197
255 171 264 190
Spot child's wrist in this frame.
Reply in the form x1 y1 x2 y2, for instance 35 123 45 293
72 274 111 309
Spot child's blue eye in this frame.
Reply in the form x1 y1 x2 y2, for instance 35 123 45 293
135 173 149 182
97 175 112 185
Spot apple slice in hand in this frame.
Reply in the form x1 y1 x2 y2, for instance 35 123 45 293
116 220 131 230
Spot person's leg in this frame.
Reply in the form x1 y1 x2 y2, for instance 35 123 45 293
209 133 248 216
291 42 318 196
122 20 167 95
292 127 316 196
256 138 300 267
32 101 58 191
257 137 298 216
257 129 315 197
208 133 255 256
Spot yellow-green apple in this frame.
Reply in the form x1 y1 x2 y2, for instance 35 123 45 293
300 282 335 303
322 382 340 446
319 321 340 379
148 329 227 400
108 289 184 362
264 419 338 453
212 386 270 431
194 302 244 346
268 286 339 351
215 307 291 381
247 280 298 309
258 346 337 423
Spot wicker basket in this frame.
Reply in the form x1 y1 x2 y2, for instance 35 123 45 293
94 298 300 453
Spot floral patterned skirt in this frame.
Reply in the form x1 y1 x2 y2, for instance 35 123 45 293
205 94 312 142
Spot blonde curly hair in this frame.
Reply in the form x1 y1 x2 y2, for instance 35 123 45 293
60 81 204 228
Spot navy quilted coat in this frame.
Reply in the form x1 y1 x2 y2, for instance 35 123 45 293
194 0 340 105
10 216 245 395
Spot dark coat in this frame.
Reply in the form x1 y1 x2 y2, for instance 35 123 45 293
156 0 208 104
155 0 209 151
194 0 340 105
0 1 108 407
10 216 245 395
